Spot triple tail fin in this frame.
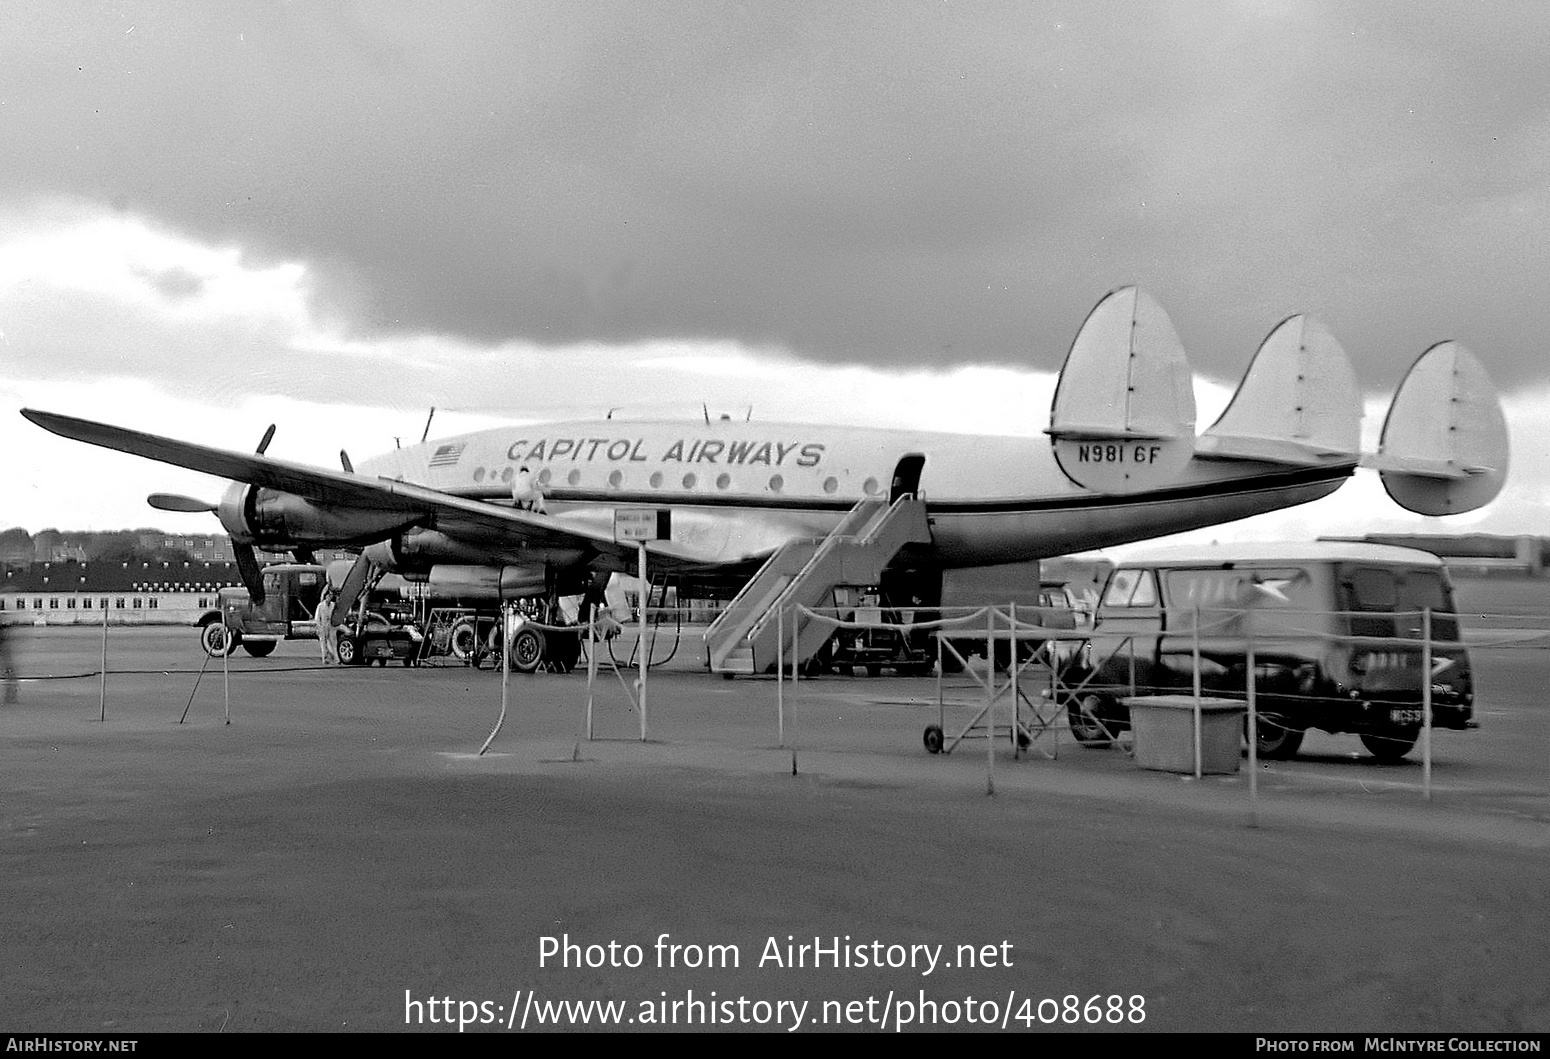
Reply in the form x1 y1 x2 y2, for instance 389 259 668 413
1046 286 1196 493
1196 315 1361 466
1362 341 1509 515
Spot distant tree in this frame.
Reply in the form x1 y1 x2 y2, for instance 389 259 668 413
0 527 33 564
86 531 141 564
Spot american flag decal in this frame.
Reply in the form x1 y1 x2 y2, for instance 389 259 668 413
429 442 466 467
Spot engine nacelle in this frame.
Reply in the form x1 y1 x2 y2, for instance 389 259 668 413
363 527 590 573
217 482 422 548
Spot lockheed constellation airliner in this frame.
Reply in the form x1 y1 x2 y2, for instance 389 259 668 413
22 287 1508 671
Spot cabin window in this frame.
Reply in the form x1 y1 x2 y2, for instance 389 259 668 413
682 473 697 489
608 470 623 488
649 472 663 488
1163 567 1315 635
538 468 552 485
715 473 730 490
473 467 486 483
501 467 514 484
769 474 783 493
822 476 838 494
863 477 879 495
566 469 581 486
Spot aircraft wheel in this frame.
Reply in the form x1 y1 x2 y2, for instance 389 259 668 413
1359 726 1418 763
923 724 944 754
1069 693 1116 749
242 641 276 658
511 627 545 673
448 619 478 660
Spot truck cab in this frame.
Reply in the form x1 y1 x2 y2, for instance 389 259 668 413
197 563 326 658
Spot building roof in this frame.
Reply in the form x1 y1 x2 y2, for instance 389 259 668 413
2 561 246 593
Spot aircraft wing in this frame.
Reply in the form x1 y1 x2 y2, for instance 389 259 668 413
20 409 722 571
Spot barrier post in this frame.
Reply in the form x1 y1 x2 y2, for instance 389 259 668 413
1009 602 1019 758
986 605 995 795
99 598 108 722
1246 608 1258 828
222 619 230 725
790 613 799 775
1192 604 1202 779
1422 607 1433 802
586 611 596 740
637 542 648 742
776 604 785 747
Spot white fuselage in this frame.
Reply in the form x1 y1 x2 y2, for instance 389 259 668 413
358 418 1352 567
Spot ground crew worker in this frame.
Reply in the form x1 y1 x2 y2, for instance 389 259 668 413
316 586 340 665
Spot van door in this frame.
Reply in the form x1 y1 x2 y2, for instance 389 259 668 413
1089 567 1162 695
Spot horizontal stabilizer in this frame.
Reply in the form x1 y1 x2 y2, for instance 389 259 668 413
1198 315 1360 466
1370 341 1508 514
1048 286 1196 492
1194 434 1355 466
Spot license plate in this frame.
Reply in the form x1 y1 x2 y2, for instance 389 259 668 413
1389 707 1423 726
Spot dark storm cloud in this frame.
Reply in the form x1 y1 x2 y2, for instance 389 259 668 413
3 1 1549 390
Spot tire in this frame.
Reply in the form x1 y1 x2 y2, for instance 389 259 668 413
1253 712 1305 760
865 664 882 678
510 627 545 673
923 724 944 754
336 636 360 666
448 619 478 660
242 641 276 658
1069 692 1116 748
201 622 237 657
1360 727 1419 763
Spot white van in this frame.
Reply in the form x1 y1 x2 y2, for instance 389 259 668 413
1063 542 1475 761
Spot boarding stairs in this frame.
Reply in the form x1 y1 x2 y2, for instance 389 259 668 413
705 494 932 675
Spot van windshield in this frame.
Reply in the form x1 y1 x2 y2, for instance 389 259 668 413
1338 565 1458 642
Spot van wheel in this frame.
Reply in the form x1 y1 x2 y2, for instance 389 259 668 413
1254 713 1305 759
1069 693 1115 748
201 623 238 657
336 637 360 666
1360 727 1419 763
242 641 276 658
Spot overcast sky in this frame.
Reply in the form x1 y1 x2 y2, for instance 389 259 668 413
2 2 1546 544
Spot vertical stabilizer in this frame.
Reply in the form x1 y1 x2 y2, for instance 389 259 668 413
1196 315 1361 465
1365 342 1509 515
1047 286 1196 492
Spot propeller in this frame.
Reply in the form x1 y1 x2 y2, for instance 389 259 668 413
232 542 266 605
147 493 218 514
